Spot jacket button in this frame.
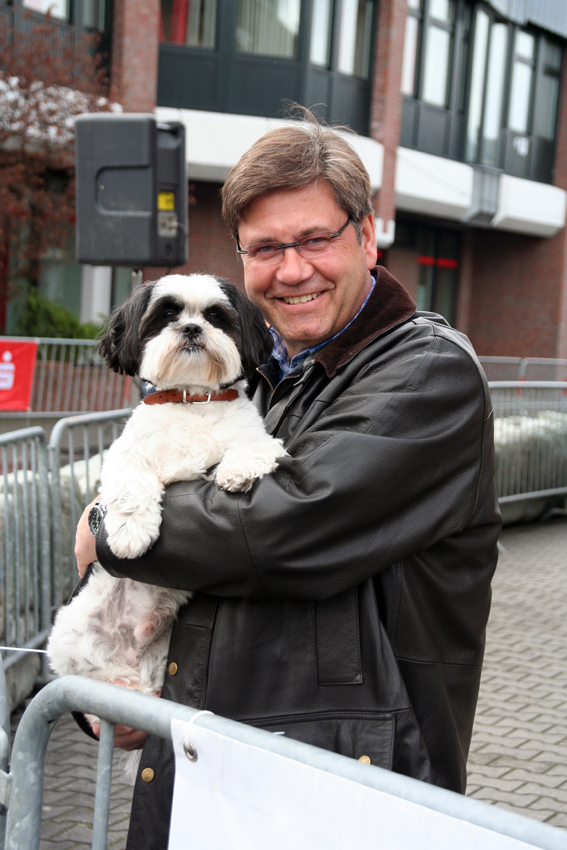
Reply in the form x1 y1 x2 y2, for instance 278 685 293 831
358 755 371 764
141 767 155 782
168 662 178 676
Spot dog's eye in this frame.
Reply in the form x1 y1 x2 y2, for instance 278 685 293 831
163 309 175 320
208 311 220 322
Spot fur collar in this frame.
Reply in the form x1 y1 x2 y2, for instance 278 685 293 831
314 267 417 378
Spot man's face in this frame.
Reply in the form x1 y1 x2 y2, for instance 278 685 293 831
238 181 377 359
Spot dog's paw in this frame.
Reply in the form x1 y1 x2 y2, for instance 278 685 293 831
215 466 256 493
105 506 161 559
215 439 287 492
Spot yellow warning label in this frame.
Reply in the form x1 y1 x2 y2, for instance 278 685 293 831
158 191 175 211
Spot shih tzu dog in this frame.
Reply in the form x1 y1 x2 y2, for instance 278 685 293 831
47 273 286 777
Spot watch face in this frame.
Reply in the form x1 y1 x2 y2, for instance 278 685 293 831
88 504 105 536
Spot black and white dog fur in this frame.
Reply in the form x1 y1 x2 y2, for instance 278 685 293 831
47 273 286 777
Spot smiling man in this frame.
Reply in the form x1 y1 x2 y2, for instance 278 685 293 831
75 112 501 850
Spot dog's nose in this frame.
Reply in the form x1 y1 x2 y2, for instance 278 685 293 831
183 323 202 338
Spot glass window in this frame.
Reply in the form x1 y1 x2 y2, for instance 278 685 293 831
481 22 508 165
187 0 217 47
422 25 451 106
429 0 452 24
421 0 454 108
337 0 373 78
310 0 333 67
508 62 532 133
543 39 562 71
516 30 534 60
455 2 471 113
508 31 535 134
23 0 68 18
533 37 562 141
466 7 489 161
236 0 300 58
161 0 218 48
82 0 105 29
401 14 420 95
534 74 559 139
415 227 459 322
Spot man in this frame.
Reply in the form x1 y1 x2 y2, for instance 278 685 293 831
76 114 501 849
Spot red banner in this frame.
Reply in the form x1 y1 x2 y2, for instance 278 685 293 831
0 340 38 411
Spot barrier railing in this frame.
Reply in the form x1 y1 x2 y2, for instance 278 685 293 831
0 337 137 417
489 382 567 504
2 676 566 850
480 357 567 383
48 409 131 609
0 428 51 671
478 356 523 381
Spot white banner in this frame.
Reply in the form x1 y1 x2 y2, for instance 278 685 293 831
168 719 541 850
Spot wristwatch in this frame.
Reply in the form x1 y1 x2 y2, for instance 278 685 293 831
88 502 107 537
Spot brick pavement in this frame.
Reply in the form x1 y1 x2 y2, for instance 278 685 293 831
467 513 567 830
9 515 567 847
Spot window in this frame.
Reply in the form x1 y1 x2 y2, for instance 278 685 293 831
337 0 374 78
422 0 455 107
508 31 535 134
466 11 509 166
390 222 460 324
236 0 300 58
401 0 421 97
401 0 564 183
310 0 333 67
533 37 562 141
82 0 106 29
161 0 218 49
158 0 375 132
23 0 68 18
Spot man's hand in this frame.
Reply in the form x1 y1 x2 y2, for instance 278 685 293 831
75 497 99 578
90 722 148 751
89 686 162 751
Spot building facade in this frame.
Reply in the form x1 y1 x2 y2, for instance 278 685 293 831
4 0 567 357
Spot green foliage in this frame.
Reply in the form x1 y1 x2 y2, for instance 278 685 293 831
12 287 104 339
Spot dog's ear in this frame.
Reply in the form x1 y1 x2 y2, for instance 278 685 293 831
97 282 154 375
218 280 273 378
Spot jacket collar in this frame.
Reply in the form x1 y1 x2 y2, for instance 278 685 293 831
314 267 416 377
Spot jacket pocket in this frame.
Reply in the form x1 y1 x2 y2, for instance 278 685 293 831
314 588 363 685
256 712 394 770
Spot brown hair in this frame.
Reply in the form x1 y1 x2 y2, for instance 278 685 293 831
221 108 373 241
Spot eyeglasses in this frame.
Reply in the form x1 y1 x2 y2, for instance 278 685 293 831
236 217 354 265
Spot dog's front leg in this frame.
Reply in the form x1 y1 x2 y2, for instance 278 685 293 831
215 436 287 492
102 472 165 559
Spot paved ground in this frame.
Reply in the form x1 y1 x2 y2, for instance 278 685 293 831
10 514 567 847
467 514 567 830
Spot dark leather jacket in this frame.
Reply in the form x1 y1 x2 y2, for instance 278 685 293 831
97 269 501 850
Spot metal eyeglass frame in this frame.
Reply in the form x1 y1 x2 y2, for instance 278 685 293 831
236 217 354 261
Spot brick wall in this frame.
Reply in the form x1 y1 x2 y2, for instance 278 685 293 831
465 228 565 357
110 0 159 112
369 0 406 241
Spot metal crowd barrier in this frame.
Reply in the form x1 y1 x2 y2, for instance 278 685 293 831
48 409 131 608
489 382 567 504
479 356 523 381
2 675 566 850
0 428 51 671
480 356 567 383
0 337 136 417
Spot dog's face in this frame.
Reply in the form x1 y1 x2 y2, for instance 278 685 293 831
98 274 273 390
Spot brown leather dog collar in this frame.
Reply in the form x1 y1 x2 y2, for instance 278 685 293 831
143 389 239 405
